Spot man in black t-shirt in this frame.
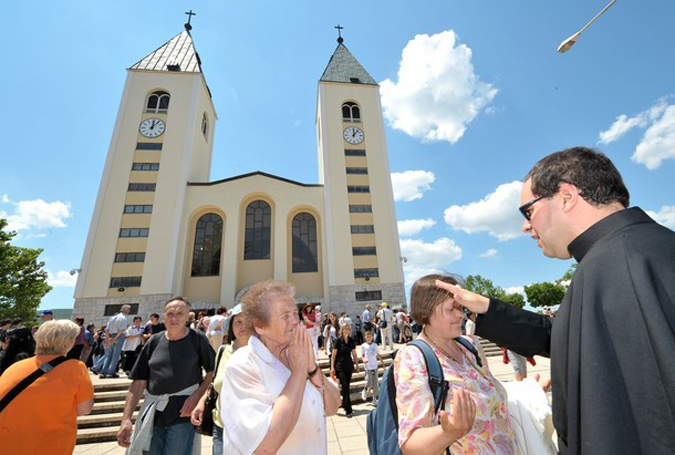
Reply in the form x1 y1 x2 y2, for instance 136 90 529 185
142 313 166 343
116 297 215 454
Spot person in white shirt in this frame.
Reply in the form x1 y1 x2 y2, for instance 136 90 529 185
206 306 227 350
122 316 143 375
360 331 384 405
221 280 341 454
361 305 374 332
95 304 131 378
376 303 394 351
323 312 339 361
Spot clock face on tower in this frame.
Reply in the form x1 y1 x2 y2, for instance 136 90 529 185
343 126 365 145
139 118 166 138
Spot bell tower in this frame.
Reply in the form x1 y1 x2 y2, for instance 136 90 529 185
73 25 217 321
316 31 406 313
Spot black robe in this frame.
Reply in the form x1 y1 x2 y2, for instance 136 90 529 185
476 207 675 454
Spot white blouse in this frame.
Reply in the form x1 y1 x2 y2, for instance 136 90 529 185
220 336 327 455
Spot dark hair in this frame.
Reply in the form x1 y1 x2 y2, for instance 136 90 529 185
11 318 22 326
86 324 95 331
410 274 463 325
133 316 142 322
75 317 84 325
150 313 160 319
206 308 215 317
217 306 227 315
526 147 629 208
164 296 192 308
0 328 36 375
0 319 11 326
227 314 239 344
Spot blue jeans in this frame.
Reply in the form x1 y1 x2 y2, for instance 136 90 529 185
212 424 223 455
102 335 125 375
144 421 195 455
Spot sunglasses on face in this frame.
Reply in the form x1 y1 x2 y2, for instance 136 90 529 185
518 195 546 221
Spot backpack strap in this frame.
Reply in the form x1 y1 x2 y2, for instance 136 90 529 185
408 340 451 455
408 339 449 414
0 356 69 413
454 336 483 368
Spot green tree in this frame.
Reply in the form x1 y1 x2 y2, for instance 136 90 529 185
0 219 52 323
465 275 525 308
501 291 526 309
524 281 566 308
557 263 577 287
465 275 504 299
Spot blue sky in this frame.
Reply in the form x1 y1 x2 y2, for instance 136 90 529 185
2 1 674 311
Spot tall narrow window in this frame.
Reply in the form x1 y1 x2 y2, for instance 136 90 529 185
342 102 361 122
244 201 271 260
145 91 170 113
292 213 318 273
191 213 223 276
201 113 209 140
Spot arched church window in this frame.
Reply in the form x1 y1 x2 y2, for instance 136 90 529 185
145 91 170 113
342 102 361 122
292 213 318 273
244 200 271 260
191 213 223 276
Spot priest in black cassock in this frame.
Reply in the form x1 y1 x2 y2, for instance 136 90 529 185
438 147 675 455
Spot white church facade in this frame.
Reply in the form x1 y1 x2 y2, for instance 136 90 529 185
73 26 405 322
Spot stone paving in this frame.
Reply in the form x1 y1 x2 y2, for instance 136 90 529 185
75 352 550 455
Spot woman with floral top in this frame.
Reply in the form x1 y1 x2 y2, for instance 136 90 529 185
395 273 518 455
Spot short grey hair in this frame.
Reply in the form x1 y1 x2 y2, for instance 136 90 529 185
35 320 80 355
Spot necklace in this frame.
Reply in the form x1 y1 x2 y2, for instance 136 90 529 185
422 329 464 364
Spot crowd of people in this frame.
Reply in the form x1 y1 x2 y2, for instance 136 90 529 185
1 147 674 455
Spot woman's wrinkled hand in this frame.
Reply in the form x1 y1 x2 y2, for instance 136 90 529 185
286 324 310 374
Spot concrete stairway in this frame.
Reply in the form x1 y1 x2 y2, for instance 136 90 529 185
77 337 501 444
77 349 396 444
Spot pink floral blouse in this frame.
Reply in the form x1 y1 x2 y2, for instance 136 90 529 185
394 338 517 454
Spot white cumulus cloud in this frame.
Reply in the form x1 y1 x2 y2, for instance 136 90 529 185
398 218 436 236
598 99 667 144
399 237 462 286
444 181 524 241
479 248 498 258
647 206 675 229
0 197 71 232
598 97 675 170
47 270 78 288
391 170 435 202
1 194 9 203
380 30 497 144
632 105 675 170
504 286 525 297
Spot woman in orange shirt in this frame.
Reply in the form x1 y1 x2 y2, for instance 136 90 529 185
0 319 94 454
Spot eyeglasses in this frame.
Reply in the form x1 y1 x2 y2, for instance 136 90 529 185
518 195 546 220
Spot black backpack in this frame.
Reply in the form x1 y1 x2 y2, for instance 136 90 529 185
366 337 482 455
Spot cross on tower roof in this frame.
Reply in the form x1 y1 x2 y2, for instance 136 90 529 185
184 10 196 31
335 24 344 44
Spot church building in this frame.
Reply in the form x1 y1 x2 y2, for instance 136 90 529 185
73 24 405 322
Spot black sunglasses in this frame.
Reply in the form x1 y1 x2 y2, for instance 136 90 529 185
518 195 546 220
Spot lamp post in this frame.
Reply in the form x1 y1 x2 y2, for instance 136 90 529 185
557 0 617 53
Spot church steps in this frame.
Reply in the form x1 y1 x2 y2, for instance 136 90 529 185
77 348 397 444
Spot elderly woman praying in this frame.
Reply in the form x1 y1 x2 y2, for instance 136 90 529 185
220 280 341 455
